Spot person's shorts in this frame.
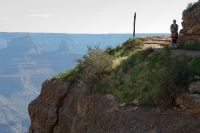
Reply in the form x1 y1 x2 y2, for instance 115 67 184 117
172 38 177 43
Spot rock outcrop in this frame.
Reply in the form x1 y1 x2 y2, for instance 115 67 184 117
178 2 200 44
188 81 200 94
176 93 200 114
176 80 200 114
29 79 200 133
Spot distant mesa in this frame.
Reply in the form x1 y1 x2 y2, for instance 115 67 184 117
59 40 71 51
7 34 46 54
53 40 72 55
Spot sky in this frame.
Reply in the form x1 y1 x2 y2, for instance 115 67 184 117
0 0 198 33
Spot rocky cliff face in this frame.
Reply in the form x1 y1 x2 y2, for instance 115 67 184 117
179 2 200 44
28 79 200 133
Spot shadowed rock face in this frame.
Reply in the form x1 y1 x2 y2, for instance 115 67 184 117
29 79 200 133
179 2 200 44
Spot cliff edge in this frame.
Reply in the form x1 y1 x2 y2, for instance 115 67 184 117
28 78 200 133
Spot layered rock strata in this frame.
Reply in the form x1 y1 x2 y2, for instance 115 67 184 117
178 2 200 44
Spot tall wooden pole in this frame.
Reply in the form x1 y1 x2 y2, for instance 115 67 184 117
133 12 136 38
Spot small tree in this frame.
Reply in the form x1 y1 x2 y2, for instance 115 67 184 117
76 46 113 86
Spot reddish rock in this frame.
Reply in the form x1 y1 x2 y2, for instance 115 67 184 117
176 93 200 114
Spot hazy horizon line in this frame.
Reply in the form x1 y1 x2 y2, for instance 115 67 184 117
0 31 170 34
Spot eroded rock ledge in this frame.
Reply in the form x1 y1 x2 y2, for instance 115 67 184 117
29 78 200 133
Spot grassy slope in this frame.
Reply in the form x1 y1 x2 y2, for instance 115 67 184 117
54 38 200 107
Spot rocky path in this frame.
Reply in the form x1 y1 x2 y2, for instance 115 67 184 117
117 106 200 133
140 36 200 57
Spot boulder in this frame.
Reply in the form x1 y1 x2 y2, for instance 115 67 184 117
188 81 200 94
176 93 200 114
28 78 69 133
178 2 200 44
133 99 140 105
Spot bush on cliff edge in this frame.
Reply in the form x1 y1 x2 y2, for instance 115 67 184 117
90 46 200 106
55 38 200 107
122 37 144 50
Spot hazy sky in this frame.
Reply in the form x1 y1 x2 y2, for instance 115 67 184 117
0 0 198 33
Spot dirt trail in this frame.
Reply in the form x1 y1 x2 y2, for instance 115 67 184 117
118 106 200 133
143 43 200 57
139 35 200 57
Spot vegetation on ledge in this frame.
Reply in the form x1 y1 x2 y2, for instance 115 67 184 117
54 37 200 106
178 41 200 51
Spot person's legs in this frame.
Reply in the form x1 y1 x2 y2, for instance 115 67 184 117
174 38 178 48
172 38 175 48
171 39 174 48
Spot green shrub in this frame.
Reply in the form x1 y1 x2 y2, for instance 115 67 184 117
77 46 113 89
54 67 79 80
106 44 123 56
151 55 191 105
137 47 154 62
122 38 144 50
54 40 200 107
53 67 81 88
91 46 200 106
178 42 200 50
116 44 123 51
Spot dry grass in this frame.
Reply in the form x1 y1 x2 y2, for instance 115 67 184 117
112 57 128 69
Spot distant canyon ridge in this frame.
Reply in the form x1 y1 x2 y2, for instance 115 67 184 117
0 33 81 133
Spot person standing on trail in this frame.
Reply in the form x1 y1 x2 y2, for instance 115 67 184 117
170 19 179 48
